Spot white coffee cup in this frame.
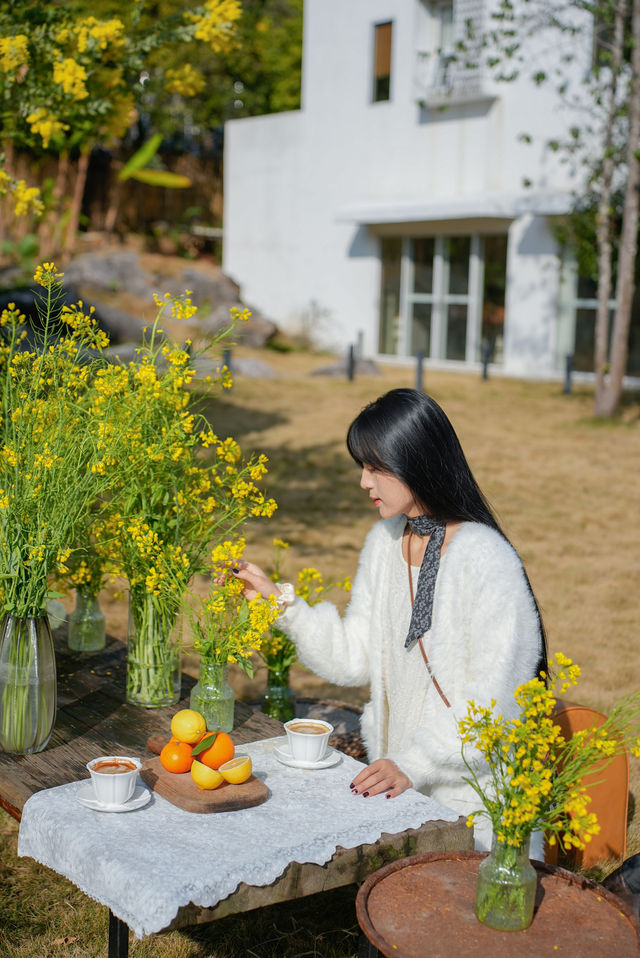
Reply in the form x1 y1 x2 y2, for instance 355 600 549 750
87 755 141 806
284 718 333 763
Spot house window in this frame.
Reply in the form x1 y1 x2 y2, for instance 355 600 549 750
373 21 393 102
433 1 455 91
558 268 640 375
378 238 402 353
379 233 507 365
481 235 508 364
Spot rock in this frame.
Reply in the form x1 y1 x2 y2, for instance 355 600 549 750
101 348 276 380
102 343 142 365
228 356 276 378
191 355 276 379
64 251 152 299
0 266 28 290
311 358 381 377
200 301 277 349
163 267 240 308
87 301 145 344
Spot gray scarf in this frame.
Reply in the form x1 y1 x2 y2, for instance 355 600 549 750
404 515 446 650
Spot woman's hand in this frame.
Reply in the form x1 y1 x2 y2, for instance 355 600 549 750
350 759 412 799
231 560 280 601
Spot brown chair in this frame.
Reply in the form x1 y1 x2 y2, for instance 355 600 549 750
545 700 629 869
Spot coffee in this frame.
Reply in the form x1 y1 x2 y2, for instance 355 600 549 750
287 722 329 735
91 759 138 775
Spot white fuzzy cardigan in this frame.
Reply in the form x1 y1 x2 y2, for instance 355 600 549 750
278 517 542 850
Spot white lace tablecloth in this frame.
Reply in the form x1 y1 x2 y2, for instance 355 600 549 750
18 736 459 938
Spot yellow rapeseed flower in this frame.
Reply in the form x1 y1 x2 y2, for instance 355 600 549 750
0 34 29 73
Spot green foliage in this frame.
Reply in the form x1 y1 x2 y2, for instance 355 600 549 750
0 0 242 155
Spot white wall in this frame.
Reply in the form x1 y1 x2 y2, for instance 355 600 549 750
224 0 590 367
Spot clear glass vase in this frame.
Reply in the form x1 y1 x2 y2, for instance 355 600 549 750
190 663 234 732
475 833 537 931
260 666 296 723
68 590 106 652
126 593 181 709
0 614 57 754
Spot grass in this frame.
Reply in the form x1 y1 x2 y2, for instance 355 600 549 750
2 348 640 956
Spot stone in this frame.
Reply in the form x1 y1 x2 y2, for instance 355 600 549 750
311 357 381 377
63 251 152 299
191 355 276 380
86 301 145 344
163 267 240 308
200 301 277 349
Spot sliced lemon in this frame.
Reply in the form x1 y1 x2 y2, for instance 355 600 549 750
171 708 206 744
190 759 224 790
219 755 252 784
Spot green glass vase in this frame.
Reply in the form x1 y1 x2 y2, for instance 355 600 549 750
126 593 181 708
0 613 57 754
68 589 106 652
475 833 537 931
260 666 296 723
190 662 234 732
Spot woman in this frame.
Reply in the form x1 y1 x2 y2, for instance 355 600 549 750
235 388 547 851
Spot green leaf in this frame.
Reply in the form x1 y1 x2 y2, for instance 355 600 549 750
128 169 192 189
191 731 218 757
118 133 163 181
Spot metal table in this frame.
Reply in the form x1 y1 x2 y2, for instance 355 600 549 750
356 851 640 958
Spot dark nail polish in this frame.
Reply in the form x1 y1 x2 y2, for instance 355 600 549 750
349 783 354 789
351 788 358 795
386 793 391 799
232 566 239 573
363 791 369 798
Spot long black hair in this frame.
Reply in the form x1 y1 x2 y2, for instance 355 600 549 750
346 388 548 679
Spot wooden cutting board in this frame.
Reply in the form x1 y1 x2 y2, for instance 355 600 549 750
140 757 269 814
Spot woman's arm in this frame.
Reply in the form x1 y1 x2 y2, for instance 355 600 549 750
234 522 389 688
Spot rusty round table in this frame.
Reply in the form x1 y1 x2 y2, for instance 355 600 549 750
356 851 640 957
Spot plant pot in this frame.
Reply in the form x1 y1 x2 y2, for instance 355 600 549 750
126 593 181 708
0 613 57 754
190 662 234 732
475 833 537 931
260 666 296 723
68 589 106 652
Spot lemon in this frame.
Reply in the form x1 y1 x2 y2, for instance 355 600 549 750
190 759 224 790
171 709 206 744
219 755 252 784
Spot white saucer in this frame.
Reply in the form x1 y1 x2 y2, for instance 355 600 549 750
77 783 151 813
274 744 341 770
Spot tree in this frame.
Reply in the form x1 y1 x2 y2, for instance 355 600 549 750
469 0 640 417
0 0 242 261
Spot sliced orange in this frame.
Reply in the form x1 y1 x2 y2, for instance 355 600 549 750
190 759 224 790
219 755 252 784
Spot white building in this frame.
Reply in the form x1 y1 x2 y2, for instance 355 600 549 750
224 0 640 379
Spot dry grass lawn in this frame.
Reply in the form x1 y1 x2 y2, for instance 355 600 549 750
1 346 639 957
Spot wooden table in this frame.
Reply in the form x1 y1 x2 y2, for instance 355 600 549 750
1 629 472 957
356 851 640 958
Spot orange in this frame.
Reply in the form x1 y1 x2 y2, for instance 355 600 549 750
195 730 235 770
160 739 194 773
219 755 252 784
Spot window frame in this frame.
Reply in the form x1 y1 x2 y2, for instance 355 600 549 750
372 20 393 103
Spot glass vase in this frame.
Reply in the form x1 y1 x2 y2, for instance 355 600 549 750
260 666 296 723
126 593 181 708
475 833 537 931
190 663 234 732
68 590 106 652
0 614 57 754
